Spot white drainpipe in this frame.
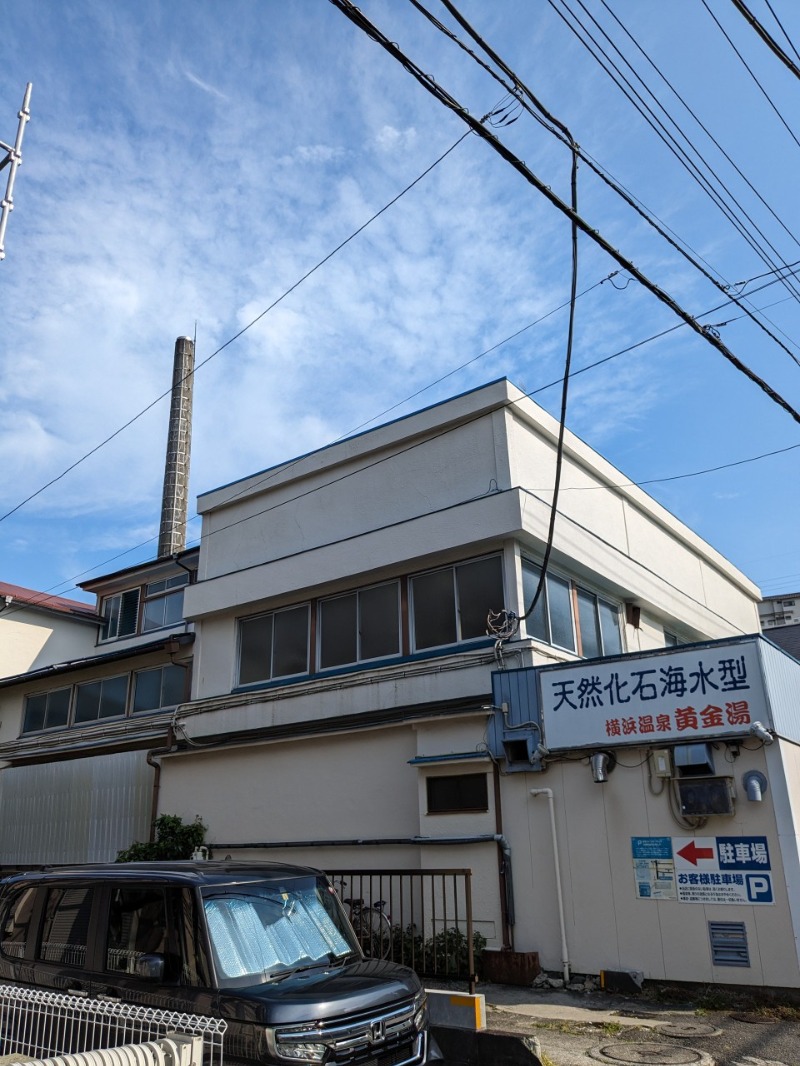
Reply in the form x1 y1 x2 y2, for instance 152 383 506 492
529 787 570 984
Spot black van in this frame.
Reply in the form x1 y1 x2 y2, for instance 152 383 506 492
0 861 440 1065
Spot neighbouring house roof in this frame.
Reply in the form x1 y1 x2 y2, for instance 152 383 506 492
79 547 200 594
765 623 800 662
0 581 97 621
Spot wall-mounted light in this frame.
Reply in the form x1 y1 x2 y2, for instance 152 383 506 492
590 751 616 783
742 770 768 802
749 721 774 745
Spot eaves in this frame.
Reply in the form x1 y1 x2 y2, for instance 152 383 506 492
0 632 194 690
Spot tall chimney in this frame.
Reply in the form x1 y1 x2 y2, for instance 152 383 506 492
158 336 194 558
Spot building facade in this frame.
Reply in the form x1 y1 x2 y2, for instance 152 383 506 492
5 378 799 988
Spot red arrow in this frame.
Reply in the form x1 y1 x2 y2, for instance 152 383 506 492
677 841 715 866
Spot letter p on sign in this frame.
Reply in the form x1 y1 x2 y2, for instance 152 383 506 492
746 874 773 903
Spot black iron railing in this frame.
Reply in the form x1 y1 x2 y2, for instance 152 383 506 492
328 868 479 993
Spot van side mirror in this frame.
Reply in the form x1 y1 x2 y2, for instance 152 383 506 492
135 953 165 981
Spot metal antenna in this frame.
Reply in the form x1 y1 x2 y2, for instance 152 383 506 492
0 82 32 261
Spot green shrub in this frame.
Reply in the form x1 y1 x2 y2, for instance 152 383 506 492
116 814 207 862
389 923 486 977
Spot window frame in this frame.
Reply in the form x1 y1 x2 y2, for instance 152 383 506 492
132 663 187 715
141 573 190 634
410 554 505 653
522 558 623 658
237 603 311 687
73 674 130 725
426 773 490 814
317 580 401 671
100 588 141 642
22 687 73 734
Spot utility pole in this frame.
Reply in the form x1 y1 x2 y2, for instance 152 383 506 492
0 83 32 261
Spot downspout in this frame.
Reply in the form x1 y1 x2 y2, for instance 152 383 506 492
491 761 515 944
529 788 570 984
146 726 176 840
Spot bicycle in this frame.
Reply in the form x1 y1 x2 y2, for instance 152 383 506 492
334 881 392 960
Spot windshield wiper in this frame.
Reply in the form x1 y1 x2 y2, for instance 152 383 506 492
262 957 341 984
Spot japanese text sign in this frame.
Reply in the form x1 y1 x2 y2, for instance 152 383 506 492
539 639 768 750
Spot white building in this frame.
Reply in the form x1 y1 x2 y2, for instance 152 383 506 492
0 581 97 680
759 592 800 630
4 378 800 990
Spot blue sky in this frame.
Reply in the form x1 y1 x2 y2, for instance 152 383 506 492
1 1 799 605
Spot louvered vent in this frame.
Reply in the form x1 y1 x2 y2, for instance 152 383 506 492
708 921 750 967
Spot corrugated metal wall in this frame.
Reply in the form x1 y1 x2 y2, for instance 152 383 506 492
759 637 800 743
0 750 153 865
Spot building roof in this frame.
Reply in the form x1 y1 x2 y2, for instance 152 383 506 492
765 623 800 662
0 581 96 620
0 632 195 689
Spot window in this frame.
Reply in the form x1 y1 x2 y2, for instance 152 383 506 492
22 688 71 732
142 573 189 632
39 886 94 968
133 664 186 713
238 604 310 685
106 887 182 981
101 589 140 641
74 675 129 724
411 556 504 651
0 887 37 960
319 582 400 669
426 773 489 814
523 560 622 657
664 630 679 647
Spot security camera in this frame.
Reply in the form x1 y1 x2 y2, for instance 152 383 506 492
749 721 774 745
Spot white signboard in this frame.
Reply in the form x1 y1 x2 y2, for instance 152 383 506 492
673 835 773 905
631 835 774 905
539 638 768 751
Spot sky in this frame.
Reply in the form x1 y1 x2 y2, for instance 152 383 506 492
1 0 799 607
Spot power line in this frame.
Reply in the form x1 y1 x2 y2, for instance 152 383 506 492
330 0 800 426
548 0 800 307
704 0 800 150
409 0 800 367
12 256 799 615
0 131 471 525
729 0 800 80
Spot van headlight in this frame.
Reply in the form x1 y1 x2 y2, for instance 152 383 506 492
265 1030 326 1062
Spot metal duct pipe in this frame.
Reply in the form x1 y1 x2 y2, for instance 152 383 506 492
158 336 194 558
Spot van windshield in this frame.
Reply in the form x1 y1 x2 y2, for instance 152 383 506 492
202 877 359 985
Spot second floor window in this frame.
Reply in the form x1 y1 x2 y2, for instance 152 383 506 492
74 675 130 724
318 582 400 669
22 664 188 735
411 556 504 651
523 559 622 658
238 604 310 686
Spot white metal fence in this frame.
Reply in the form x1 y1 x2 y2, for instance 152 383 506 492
0 986 226 1066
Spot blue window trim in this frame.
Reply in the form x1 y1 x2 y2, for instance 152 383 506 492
232 638 495 695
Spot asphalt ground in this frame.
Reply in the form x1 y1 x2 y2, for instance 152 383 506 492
457 981 800 1066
